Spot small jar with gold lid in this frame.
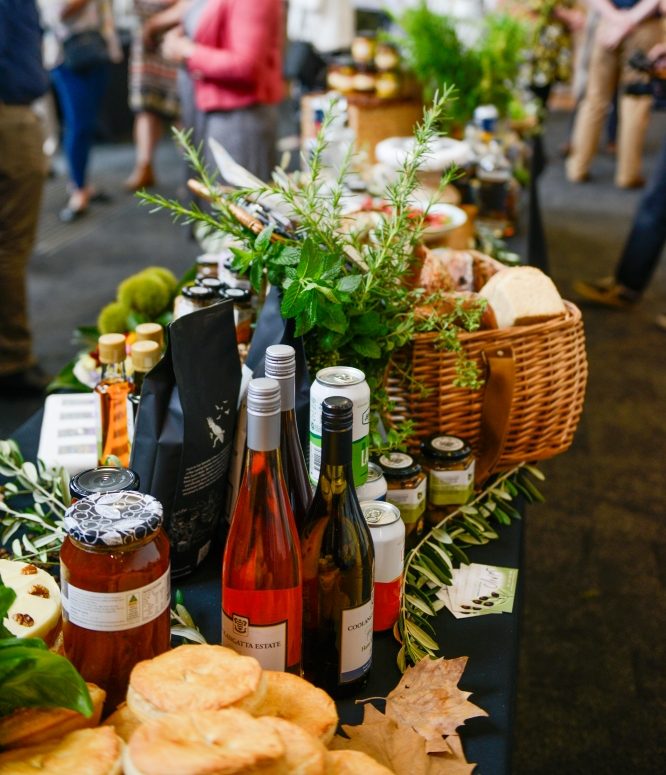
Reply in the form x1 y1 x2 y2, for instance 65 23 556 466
421 434 475 511
378 452 426 536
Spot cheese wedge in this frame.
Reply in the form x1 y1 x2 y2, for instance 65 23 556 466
0 559 61 643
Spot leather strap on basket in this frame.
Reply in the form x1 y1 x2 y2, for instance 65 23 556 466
475 346 515 483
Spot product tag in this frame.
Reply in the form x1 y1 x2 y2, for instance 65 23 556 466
339 596 373 683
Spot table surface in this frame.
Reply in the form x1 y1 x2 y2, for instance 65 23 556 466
11 409 523 775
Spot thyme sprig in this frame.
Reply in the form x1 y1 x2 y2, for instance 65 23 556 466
396 463 545 671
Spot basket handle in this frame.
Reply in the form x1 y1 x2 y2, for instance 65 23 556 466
475 346 515 483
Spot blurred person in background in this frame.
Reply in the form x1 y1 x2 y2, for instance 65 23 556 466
161 0 283 182
566 0 663 188
574 39 666 325
0 0 51 396
40 0 121 222
124 0 181 191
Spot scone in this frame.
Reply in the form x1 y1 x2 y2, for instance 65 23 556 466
127 644 266 722
123 708 287 775
0 559 61 646
252 671 338 745
0 683 105 749
257 716 326 775
102 702 142 744
325 750 395 775
0 726 123 774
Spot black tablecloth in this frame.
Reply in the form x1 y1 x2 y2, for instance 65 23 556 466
11 410 523 775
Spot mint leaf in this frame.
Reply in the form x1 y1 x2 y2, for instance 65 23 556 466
351 337 383 358
280 279 301 317
352 311 388 336
336 275 362 294
319 303 348 334
271 246 301 266
249 260 264 292
254 225 274 251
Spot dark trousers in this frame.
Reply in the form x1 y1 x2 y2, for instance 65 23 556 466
615 138 666 294
51 63 108 189
0 105 46 374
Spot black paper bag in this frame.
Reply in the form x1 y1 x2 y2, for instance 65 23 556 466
131 300 241 577
246 285 310 449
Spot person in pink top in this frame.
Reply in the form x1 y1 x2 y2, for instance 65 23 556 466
161 0 283 181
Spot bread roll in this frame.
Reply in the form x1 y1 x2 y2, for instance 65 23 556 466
127 644 266 722
257 716 326 775
325 750 395 775
251 671 339 745
123 708 287 775
0 560 61 646
0 726 123 774
0 683 105 750
102 703 142 744
478 266 566 328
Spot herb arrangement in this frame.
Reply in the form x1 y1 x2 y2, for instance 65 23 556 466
396 463 544 670
140 91 486 448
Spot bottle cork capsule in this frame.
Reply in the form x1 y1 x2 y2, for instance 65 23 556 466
98 333 126 364
134 322 164 348
131 340 161 372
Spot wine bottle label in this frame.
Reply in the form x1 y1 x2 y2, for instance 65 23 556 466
222 586 302 671
61 567 170 632
339 596 373 683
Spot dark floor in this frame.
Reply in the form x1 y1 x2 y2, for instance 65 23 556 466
1 110 665 773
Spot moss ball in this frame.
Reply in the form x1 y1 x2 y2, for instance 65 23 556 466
141 266 178 294
117 273 171 318
97 301 131 334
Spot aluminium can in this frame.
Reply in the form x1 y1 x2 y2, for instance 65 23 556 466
360 500 405 632
309 366 370 488
355 462 387 502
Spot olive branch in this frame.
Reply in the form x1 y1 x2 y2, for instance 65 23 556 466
396 463 545 671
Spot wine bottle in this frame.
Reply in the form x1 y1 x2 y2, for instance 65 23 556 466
222 377 302 673
95 334 131 467
301 396 375 697
265 344 312 533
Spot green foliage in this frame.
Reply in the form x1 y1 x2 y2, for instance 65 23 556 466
117 271 172 318
97 301 131 335
396 464 545 670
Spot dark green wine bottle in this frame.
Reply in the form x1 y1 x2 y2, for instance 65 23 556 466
301 396 375 697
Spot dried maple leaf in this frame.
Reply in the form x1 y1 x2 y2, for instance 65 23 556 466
385 656 488 751
332 705 475 775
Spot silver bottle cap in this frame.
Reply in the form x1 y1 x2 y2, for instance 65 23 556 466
265 344 296 378
247 377 281 416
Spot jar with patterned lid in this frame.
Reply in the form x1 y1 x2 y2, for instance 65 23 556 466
60 491 171 713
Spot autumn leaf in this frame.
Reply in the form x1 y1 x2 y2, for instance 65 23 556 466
332 705 475 775
385 657 488 753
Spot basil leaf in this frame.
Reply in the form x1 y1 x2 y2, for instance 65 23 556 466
0 585 16 639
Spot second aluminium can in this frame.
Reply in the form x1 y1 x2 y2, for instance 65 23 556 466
360 500 405 632
355 462 387 502
309 366 370 488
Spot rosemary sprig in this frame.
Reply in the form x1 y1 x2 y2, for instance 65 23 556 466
396 463 545 671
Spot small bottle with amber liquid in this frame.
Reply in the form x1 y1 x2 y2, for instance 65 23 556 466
129 340 161 420
222 378 302 673
265 344 312 533
301 396 375 697
95 334 131 467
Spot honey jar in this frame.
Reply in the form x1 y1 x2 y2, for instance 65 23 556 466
60 491 171 713
378 452 426 536
421 434 475 511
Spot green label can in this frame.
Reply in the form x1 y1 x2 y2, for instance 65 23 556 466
309 366 370 487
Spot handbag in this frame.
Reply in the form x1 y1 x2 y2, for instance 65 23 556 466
62 30 110 72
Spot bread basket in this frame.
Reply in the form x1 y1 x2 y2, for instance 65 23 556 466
386 295 588 482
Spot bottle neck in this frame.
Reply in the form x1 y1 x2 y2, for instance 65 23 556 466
247 410 280 452
269 373 295 412
133 369 148 394
100 360 127 382
320 425 352 472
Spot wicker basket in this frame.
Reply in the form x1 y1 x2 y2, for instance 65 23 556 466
386 301 588 480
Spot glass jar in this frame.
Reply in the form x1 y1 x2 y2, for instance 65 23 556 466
352 33 376 66
69 466 139 503
420 435 475 512
352 65 377 94
374 43 399 72
378 452 426 536
222 287 253 344
326 59 356 94
375 71 400 100
196 254 219 278
174 284 219 319
60 491 171 713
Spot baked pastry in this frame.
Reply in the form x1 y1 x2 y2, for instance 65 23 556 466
0 560 61 646
102 703 142 744
0 725 123 774
252 671 339 744
257 716 326 775
0 683 105 750
122 708 286 775
479 266 566 328
325 750 395 775
127 644 266 722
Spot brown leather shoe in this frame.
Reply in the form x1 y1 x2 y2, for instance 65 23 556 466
124 163 156 191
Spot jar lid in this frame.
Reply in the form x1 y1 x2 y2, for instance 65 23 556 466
97 333 126 364
182 284 217 301
64 491 163 547
223 287 251 302
421 434 472 461
378 452 421 478
197 277 225 292
131 340 160 372
70 467 140 501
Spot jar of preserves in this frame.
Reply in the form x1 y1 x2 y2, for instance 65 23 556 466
352 33 376 66
378 452 426 536
352 65 377 94
69 466 140 503
374 43 399 72
375 71 400 100
196 254 220 278
326 58 356 94
60 491 171 713
173 284 219 319
222 286 253 344
420 434 475 511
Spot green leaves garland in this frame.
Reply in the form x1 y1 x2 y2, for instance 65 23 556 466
396 464 545 671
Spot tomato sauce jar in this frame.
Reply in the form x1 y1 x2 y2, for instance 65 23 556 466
60 491 171 713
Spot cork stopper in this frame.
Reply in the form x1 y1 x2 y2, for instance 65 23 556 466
98 333 126 364
135 322 164 348
131 340 161 373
